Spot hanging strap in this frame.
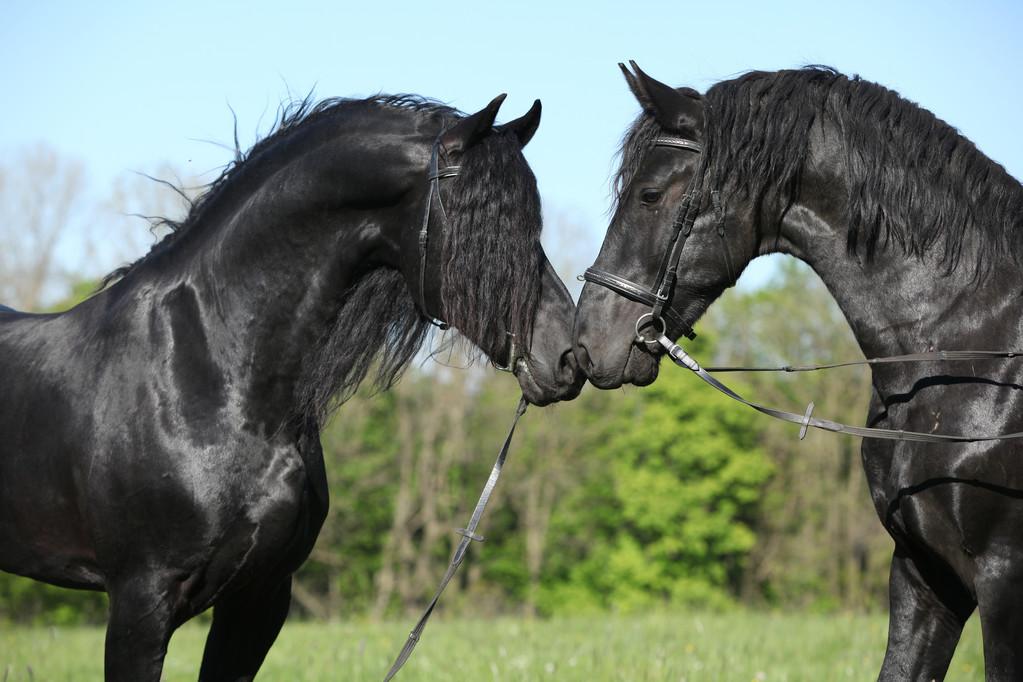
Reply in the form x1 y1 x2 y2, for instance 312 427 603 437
658 335 1023 443
383 396 528 681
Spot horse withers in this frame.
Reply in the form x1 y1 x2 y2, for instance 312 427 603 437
575 62 1023 680
0 93 583 680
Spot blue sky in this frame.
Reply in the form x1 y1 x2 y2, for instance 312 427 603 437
3 0 1022 289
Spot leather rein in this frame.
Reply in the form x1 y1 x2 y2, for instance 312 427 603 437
584 134 1023 443
383 134 535 681
383 397 528 681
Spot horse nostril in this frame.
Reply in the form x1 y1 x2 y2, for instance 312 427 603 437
558 348 581 384
574 342 594 376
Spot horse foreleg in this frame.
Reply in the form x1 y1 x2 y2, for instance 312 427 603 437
198 576 293 681
104 574 181 682
976 561 1023 681
878 548 975 682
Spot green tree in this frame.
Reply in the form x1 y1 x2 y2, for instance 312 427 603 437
706 258 892 610
538 333 773 614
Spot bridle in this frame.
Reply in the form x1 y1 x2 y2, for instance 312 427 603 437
415 134 520 373
583 132 1023 443
416 137 460 330
583 134 710 343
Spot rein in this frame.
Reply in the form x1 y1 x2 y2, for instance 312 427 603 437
383 396 528 681
657 332 1023 443
585 133 1023 443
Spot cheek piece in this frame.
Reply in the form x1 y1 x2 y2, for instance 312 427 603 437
582 135 709 344
416 136 519 373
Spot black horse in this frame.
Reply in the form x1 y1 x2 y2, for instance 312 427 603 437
575 63 1023 680
0 93 583 680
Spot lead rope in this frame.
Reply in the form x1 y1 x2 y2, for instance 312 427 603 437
383 396 529 681
657 335 1023 443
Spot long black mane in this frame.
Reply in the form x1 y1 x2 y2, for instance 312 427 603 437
102 95 544 424
615 67 1023 278
443 130 543 352
102 94 460 287
298 127 543 423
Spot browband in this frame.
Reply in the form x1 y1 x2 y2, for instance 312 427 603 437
653 136 702 153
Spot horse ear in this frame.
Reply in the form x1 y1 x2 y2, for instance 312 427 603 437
498 99 542 148
440 93 507 154
622 60 704 137
619 62 646 103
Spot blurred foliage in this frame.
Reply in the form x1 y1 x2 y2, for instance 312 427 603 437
1 258 890 626
535 333 771 614
705 259 891 610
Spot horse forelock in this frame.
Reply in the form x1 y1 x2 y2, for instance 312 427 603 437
611 112 663 216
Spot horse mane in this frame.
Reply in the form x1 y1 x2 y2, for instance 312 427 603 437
101 94 460 289
108 93 544 425
442 130 543 354
295 266 430 423
615 66 1023 278
295 129 544 424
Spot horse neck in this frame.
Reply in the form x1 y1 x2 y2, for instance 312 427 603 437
115 119 425 429
774 137 1023 363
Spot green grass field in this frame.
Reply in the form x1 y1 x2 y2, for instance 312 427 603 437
1 612 984 681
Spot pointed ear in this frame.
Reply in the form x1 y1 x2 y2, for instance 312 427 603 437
498 99 542 148
622 60 704 137
440 93 506 154
618 62 645 103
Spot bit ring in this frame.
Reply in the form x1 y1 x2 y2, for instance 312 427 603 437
634 313 666 347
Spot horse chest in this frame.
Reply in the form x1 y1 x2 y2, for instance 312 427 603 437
207 441 323 561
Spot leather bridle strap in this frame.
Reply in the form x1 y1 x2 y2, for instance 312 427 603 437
416 136 522 374
658 335 1023 443
582 268 694 339
652 136 703 152
417 139 461 329
383 396 528 681
582 135 704 341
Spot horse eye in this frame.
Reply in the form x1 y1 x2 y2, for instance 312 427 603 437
640 188 663 205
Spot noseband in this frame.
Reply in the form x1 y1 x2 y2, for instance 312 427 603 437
582 134 708 343
415 135 520 373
